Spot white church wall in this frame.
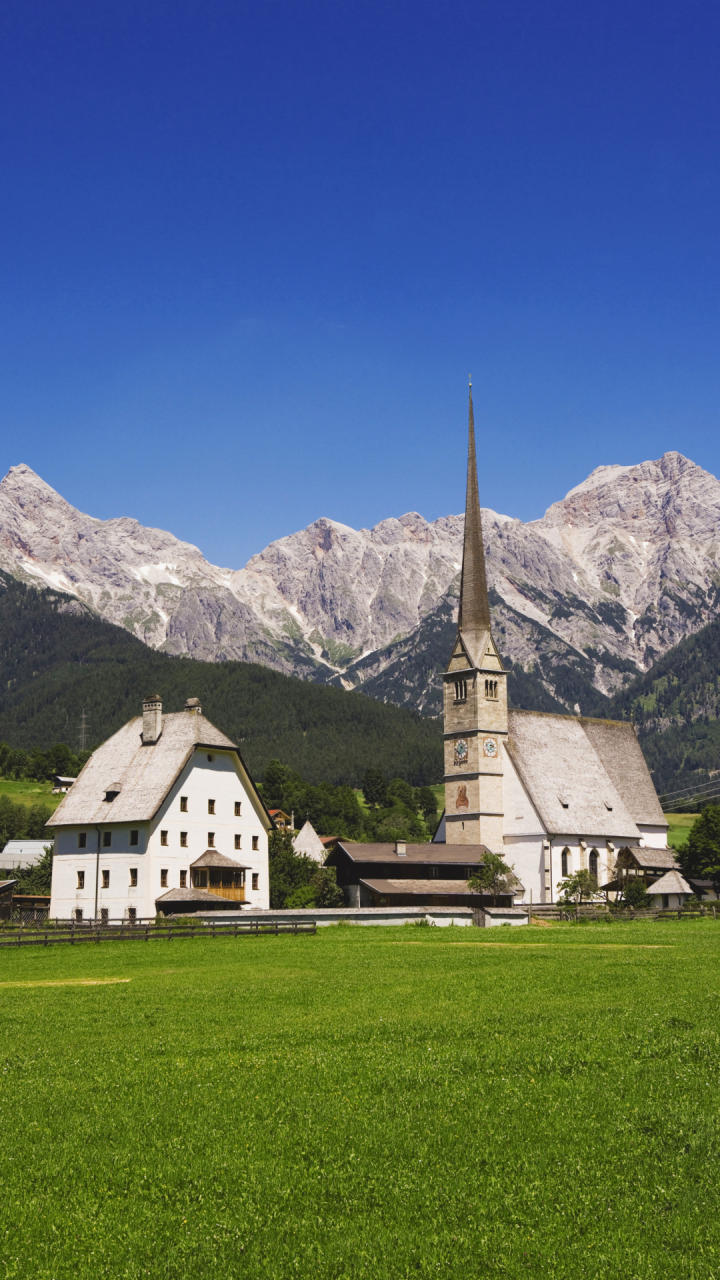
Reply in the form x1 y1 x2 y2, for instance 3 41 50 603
637 823 668 850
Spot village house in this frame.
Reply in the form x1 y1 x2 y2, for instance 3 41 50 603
325 838 517 908
49 695 272 921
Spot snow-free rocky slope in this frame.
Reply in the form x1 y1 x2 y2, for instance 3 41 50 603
1 452 718 714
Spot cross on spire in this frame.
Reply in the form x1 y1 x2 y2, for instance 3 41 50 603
458 380 491 638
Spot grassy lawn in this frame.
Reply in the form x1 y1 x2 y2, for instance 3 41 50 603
665 811 699 851
2 922 720 1279
0 777 57 809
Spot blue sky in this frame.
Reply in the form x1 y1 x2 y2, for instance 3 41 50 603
1 0 719 564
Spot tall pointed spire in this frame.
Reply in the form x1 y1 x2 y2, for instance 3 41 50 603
458 379 491 637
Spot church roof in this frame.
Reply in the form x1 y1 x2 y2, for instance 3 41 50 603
506 709 665 837
578 717 665 826
49 706 260 827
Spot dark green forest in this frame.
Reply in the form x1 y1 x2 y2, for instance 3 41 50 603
598 613 720 797
0 573 441 786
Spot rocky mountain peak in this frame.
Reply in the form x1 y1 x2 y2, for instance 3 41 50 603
0 449 718 714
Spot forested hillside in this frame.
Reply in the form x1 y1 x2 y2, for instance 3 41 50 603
599 614 720 797
3 569 719 798
0 574 441 785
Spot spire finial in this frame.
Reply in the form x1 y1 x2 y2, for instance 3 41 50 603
458 381 491 635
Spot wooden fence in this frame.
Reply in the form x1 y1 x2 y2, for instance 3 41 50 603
0 919 317 948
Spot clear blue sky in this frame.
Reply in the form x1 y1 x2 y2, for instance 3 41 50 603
2 0 719 564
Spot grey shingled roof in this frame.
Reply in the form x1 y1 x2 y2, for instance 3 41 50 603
155 887 238 905
190 849 249 870
1 839 51 869
646 869 694 897
578 717 666 826
359 878 481 897
49 710 237 827
334 842 489 865
629 847 679 870
506 709 665 838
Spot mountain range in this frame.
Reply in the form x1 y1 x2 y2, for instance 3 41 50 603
1 451 719 717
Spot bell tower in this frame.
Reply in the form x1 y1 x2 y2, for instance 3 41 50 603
443 382 508 848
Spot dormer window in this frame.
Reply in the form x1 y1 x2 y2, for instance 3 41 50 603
603 800 613 811
453 679 467 703
104 783 121 802
557 793 569 809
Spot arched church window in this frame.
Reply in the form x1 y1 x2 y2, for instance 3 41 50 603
589 848 599 879
454 679 467 702
561 847 570 878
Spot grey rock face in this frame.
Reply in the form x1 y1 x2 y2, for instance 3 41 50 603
0 451 718 711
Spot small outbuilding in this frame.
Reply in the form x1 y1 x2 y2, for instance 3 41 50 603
644 869 695 910
292 820 327 864
1 839 51 873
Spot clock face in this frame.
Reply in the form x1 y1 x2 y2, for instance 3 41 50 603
483 736 498 759
453 739 468 766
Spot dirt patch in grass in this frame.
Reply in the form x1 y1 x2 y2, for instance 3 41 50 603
0 977 131 989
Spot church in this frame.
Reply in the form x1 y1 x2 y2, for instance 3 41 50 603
330 387 667 908
437 385 668 903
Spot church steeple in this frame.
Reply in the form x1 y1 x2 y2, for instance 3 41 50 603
458 380 491 643
442 382 508 850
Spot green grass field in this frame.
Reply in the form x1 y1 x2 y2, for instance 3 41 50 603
0 777 57 808
2 922 719 1279
665 811 699 851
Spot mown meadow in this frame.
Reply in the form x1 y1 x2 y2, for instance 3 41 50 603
2 921 719 1279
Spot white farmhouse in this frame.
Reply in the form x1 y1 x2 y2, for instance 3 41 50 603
49 695 272 921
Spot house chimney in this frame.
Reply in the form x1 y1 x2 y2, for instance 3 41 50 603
142 695 163 744
395 840 407 856
184 697 202 715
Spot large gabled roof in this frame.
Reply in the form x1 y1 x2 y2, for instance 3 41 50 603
49 708 268 828
578 717 665 826
506 709 658 838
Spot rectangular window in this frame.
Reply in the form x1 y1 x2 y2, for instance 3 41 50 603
129 868 138 887
101 869 110 888
234 801 242 817
252 873 259 891
77 870 85 889
103 831 112 848
160 830 168 846
180 796 188 812
128 907 137 923
75 908 83 922
100 908 109 924
130 830 139 847
78 832 87 849
207 832 215 848
180 831 188 847
180 870 187 888
160 869 168 887
252 836 259 851
234 834 242 850
208 799 215 815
